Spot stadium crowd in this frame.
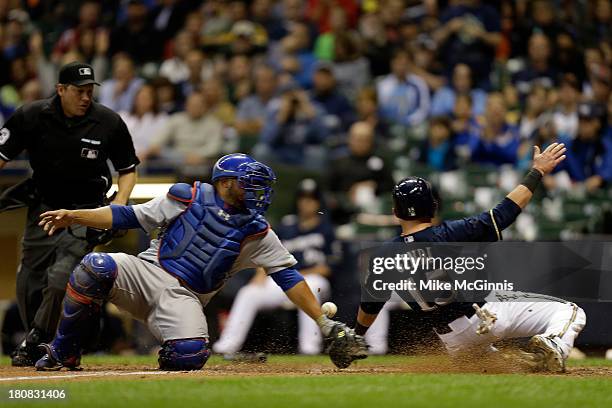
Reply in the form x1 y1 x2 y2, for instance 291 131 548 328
0 0 610 194
1 0 612 356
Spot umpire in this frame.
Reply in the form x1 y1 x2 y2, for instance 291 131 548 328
0 62 139 366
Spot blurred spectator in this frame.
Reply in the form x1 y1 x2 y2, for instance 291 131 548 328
309 63 356 134
469 93 520 167
557 102 612 191
271 22 317 88
512 32 557 98
519 85 549 140
327 121 393 222
502 83 521 125
158 30 197 84
3 9 29 61
150 0 192 43
553 74 581 139
513 0 562 57
313 6 351 61
332 32 371 100
226 20 269 56
306 0 358 34
359 11 394 77
19 79 43 105
376 49 430 127
586 0 612 44
120 83 169 159
356 87 389 140
235 65 278 137
407 34 446 92
431 63 487 117
145 91 224 171
202 76 236 126
0 56 34 115
554 29 587 83
451 94 479 141
251 0 285 42
214 179 335 355
109 0 162 64
256 83 328 167
434 0 501 88
417 116 458 172
178 48 214 100
52 1 101 60
99 54 145 112
226 54 252 105
272 0 312 42
151 76 181 114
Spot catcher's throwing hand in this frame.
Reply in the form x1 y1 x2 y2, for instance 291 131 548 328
532 143 566 176
39 209 75 235
321 320 368 369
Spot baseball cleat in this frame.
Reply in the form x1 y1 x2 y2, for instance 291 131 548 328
35 344 82 371
527 335 566 373
11 344 40 367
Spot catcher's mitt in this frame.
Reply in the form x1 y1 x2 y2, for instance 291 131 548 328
325 322 368 369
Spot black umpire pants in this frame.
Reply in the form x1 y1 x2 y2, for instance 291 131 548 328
16 202 91 338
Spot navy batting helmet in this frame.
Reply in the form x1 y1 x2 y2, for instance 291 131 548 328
392 177 437 220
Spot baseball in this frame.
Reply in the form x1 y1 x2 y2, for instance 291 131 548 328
321 302 337 318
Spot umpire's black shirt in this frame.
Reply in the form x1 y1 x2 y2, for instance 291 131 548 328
0 95 140 209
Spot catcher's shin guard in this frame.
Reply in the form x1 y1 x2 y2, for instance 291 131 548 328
46 253 117 364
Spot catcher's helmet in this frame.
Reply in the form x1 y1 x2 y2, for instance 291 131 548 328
392 177 437 220
212 153 277 214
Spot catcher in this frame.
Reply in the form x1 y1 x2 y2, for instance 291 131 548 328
34 153 366 371
352 143 586 372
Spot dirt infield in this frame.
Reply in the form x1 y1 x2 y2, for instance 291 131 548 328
2 357 611 383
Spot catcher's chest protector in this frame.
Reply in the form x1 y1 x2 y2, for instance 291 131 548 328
159 182 268 293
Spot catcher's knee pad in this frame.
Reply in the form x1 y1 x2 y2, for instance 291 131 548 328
69 252 118 300
158 338 211 371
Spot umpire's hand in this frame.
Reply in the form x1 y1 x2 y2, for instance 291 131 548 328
532 143 566 176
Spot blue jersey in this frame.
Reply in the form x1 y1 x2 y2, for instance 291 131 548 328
361 198 522 324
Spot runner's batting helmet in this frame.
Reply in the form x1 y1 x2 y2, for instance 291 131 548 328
392 177 437 220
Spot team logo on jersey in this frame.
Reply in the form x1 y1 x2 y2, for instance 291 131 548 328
0 128 10 145
217 209 231 221
81 148 99 159
79 67 92 76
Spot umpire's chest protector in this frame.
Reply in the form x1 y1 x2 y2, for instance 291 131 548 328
158 182 269 293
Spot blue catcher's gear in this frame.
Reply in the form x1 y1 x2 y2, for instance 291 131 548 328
211 153 277 214
160 182 269 294
211 153 256 181
236 161 276 213
158 338 211 371
392 177 438 220
36 253 117 370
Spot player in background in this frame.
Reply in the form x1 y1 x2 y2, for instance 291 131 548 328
353 143 586 372
34 154 366 371
214 179 337 356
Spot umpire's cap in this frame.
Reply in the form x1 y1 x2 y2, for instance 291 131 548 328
59 62 100 86
392 177 437 220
